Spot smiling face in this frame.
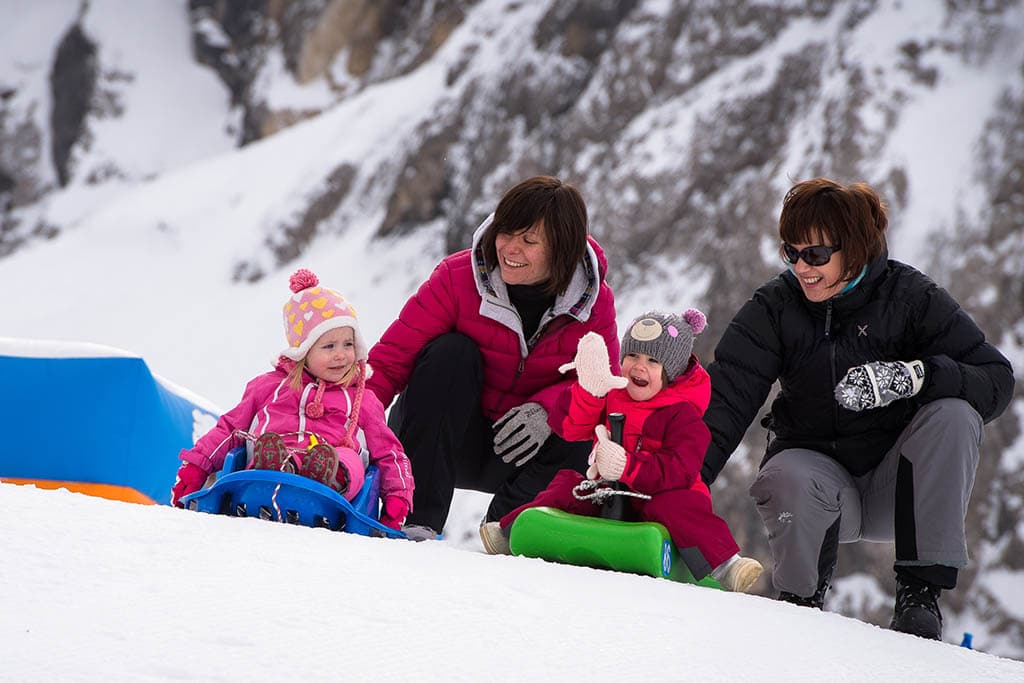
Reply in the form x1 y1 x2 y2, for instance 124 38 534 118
494 221 552 286
788 233 846 303
304 327 356 384
621 352 665 402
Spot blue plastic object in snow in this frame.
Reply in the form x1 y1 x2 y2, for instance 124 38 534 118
181 446 406 539
0 339 218 505
961 632 973 649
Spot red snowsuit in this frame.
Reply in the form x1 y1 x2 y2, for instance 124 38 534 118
500 355 740 569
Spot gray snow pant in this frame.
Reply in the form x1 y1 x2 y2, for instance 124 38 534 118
749 398 982 598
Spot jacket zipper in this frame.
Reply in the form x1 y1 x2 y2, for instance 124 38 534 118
496 310 555 414
827 299 838 452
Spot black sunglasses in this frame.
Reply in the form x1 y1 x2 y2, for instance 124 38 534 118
781 242 841 266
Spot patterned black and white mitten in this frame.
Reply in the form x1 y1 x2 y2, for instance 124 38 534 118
835 360 926 411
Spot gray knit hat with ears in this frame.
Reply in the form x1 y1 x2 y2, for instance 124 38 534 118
620 308 708 382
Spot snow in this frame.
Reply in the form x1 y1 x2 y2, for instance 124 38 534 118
2 1 1023 672
76 0 236 179
0 2 79 188
3 482 1022 681
844 1 1024 265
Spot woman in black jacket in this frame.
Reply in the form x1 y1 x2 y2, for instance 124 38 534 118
702 178 1014 640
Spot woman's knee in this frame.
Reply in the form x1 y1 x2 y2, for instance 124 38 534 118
417 333 482 366
395 333 484 425
406 333 483 392
750 450 843 510
751 451 815 501
918 398 982 432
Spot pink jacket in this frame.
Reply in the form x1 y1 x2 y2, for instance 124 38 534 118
179 360 414 508
367 217 619 433
561 356 712 495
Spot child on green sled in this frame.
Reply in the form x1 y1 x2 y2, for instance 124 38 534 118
480 308 763 592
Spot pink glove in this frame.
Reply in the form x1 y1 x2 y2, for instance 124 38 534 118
380 497 410 530
593 424 627 481
559 332 628 398
170 462 209 508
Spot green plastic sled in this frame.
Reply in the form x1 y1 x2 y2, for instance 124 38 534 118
509 507 723 589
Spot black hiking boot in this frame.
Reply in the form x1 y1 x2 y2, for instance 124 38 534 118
890 573 942 640
778 581 829 610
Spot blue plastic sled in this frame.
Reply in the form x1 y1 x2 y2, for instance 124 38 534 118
180 446 406 539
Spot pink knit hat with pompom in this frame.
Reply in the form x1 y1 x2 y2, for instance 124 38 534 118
281 269 367 362
620 308 707 382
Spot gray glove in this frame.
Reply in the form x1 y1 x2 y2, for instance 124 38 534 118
493 402 551 467
835 360 926 411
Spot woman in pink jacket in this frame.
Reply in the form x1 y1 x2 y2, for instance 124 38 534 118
367 176 619 541
170 269 414 530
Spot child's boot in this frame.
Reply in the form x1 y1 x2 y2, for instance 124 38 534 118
252 432 294 472
298 443 341 491
714 555 764 593
479 521 512 555
296 444 356 497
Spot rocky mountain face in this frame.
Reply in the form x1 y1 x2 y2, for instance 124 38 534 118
2 0 1022 655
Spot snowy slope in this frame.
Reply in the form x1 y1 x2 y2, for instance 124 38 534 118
2 0 1022 662
3 482 1022 681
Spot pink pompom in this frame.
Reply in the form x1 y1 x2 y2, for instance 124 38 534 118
683 308 706 335
289 268 319 293
305 402 324 419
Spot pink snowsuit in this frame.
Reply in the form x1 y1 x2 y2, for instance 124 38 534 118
179 359 413 507
500 356 740 569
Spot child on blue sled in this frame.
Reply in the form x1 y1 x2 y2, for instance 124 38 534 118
481 308 763 592
170 269 414 530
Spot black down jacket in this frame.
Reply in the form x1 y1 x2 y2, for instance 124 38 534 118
701 252 1015 485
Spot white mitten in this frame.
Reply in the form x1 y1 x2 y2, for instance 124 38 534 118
835 360 926 411
558 332 628 397
586 446 600 480
593 424 627 481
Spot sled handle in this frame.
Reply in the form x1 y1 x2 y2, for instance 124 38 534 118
600 413 629 521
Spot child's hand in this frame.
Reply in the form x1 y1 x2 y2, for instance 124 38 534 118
586 446 600 480
170 462 209 508
593 424 627 481
558 332 628 397
380 497 410 530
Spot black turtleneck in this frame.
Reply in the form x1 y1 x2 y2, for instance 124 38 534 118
507 283 555 342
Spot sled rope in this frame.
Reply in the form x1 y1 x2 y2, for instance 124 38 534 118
572 478 652 504
231 429 315 458
269 483 283 521
232 429 297 523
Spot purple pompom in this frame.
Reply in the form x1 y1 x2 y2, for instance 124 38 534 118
683 308 706 335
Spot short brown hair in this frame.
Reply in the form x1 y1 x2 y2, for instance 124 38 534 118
481 176 589 296
779 178 888 283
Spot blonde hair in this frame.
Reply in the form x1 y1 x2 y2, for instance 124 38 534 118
287 357 359 390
